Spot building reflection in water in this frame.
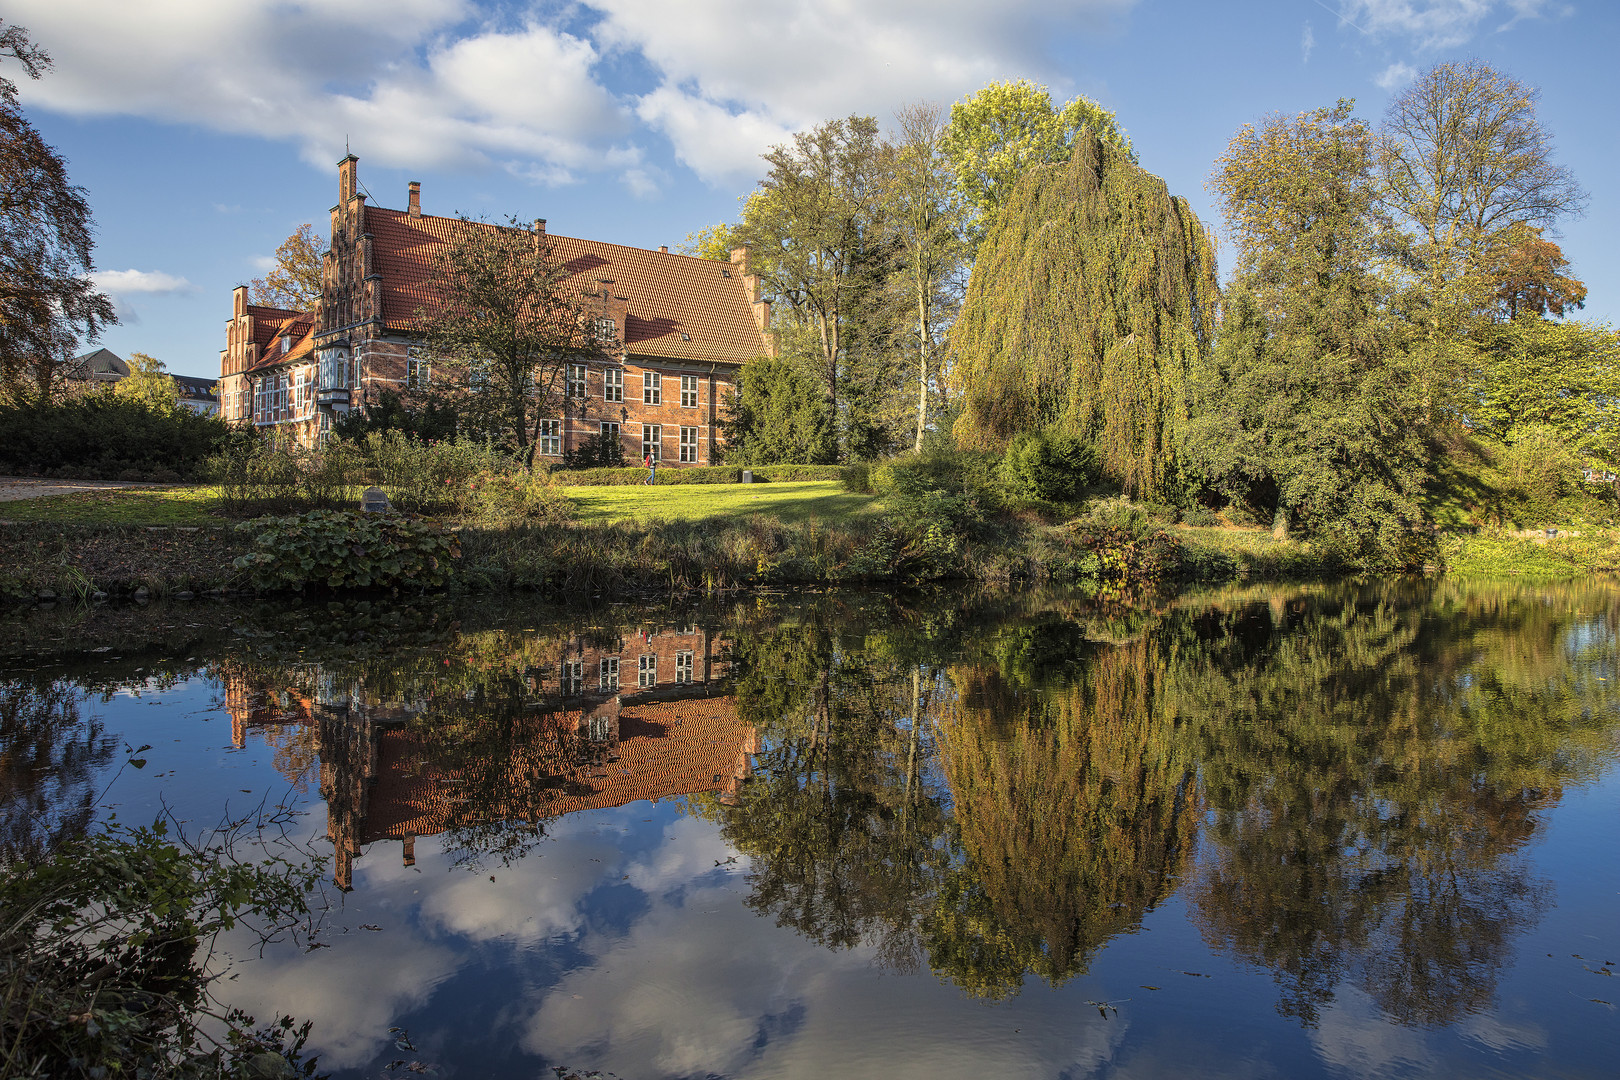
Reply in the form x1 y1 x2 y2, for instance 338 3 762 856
223 624 756 888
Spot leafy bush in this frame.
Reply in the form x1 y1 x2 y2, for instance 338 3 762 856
1493 425 1584 526
1066 521 1187 590
467 469 574 527
364 432 515 514
0 819 322 1078
234 509 460 591
999 431 1097 501
1181 506 1219 527
0 392 235 480
207 436 368 516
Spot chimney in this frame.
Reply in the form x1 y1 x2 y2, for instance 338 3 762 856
407 181 421 218
232 284 248 319
533 218 546 236
729 246 749 276
659 245 668 254
338 154 359 203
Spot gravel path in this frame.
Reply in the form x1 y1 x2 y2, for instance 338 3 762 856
0 476 175 502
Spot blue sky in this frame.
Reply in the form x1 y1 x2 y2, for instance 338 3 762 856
12 0 1616 379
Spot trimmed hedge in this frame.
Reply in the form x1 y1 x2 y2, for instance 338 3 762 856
552 464 848 486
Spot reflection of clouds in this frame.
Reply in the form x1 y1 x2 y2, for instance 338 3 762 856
621 811 743 895
524 876 1127 1080
221 924 460 1070
418 827 622 944
1459 1010 1547 1055
1310 987 1436 1079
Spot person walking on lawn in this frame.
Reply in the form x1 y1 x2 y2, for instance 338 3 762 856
644 451 657 485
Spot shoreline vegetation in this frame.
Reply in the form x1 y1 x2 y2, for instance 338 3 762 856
3 478 1615 606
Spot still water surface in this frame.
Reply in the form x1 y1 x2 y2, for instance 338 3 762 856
3 580 1618 1078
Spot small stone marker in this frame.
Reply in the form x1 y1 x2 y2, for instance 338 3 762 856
361 487 392 513
741 470 754 484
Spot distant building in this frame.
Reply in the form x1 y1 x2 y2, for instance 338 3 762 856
64 347 217 412
217 155 776 461
64 347 130 385
172 374 219 414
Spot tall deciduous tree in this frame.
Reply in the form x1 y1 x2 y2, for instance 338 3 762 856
949 133 1218 499
721 354 836 465
1466 318 1620 458
416 216 595 466
879 102 968 452
1191 101 1429 561
112 350 180 412
736 116 884 452
0 21 115 398
249 223 323 311
941 79 1130 243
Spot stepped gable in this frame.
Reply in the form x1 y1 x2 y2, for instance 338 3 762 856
357 692 751 846
364 205 766 364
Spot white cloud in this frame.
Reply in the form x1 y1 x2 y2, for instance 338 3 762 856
10 1 628 182
599 0 1137 184
1375 60 1419 90
1341 0 1558 50
8 0 1141 191
1302 22 1316 63
92 269 194 295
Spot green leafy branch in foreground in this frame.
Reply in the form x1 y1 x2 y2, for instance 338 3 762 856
1 813 326 1078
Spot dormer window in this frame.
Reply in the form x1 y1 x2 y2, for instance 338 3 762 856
594 317 617 343
280 336 290 354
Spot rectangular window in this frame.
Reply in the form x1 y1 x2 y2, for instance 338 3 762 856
675 651 694 684
538 419 562 456
567 363 587 398
638 654 657 688
599 656 619 691
319 349 349 390
641 424 661 462
604 367 624 403
642 370 661 405
407 346 430 390
679 426 699 463
594 317 617 343
562 660 583 697
680 374 699 408
600 420 620 442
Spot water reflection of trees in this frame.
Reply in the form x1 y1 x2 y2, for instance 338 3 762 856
0 678 118 862
712 582 1620 1020
1183 581 1619 1026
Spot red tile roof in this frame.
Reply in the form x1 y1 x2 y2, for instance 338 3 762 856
358 694 751 845
245 303 307 354
244 315 316 375
364 207 768 365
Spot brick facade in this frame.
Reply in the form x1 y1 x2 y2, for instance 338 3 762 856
223 154 774 459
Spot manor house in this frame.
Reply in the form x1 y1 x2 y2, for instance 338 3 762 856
218 155 775 465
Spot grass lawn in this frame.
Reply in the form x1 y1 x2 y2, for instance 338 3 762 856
0 486 224 526
563 480 880 525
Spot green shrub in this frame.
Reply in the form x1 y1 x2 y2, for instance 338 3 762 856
467 469 574 528
561 428 626 469
207 436 367 516
365 432 515 513
748 464 847 482
999 431 1096 501
1182 506 1219 527
841 462 873 494
234 509 460 591
0 392 235 480
0 819 322 1078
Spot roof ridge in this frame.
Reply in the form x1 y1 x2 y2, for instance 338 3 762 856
368 204 734 267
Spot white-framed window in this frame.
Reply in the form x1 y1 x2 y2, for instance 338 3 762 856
318 349 349 391
638 654 657 688
562 660 583 696
599 656 619 691
641 424 661 462
680 374 699 408
587 715 612 743
538 419 562 456
675 651 694 684
679 426 699 463
567 363 587 398
604 367 624 403
642 370 661 405
406 346 430 390
594 317 617 343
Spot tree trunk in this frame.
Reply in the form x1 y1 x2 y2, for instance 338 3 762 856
915 287 929 452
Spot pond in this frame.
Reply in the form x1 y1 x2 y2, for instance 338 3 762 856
2 580 1617 1078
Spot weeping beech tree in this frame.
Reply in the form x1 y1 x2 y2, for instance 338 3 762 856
949 135 1218 498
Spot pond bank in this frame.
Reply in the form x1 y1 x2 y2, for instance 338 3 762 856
13 516 1594 607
